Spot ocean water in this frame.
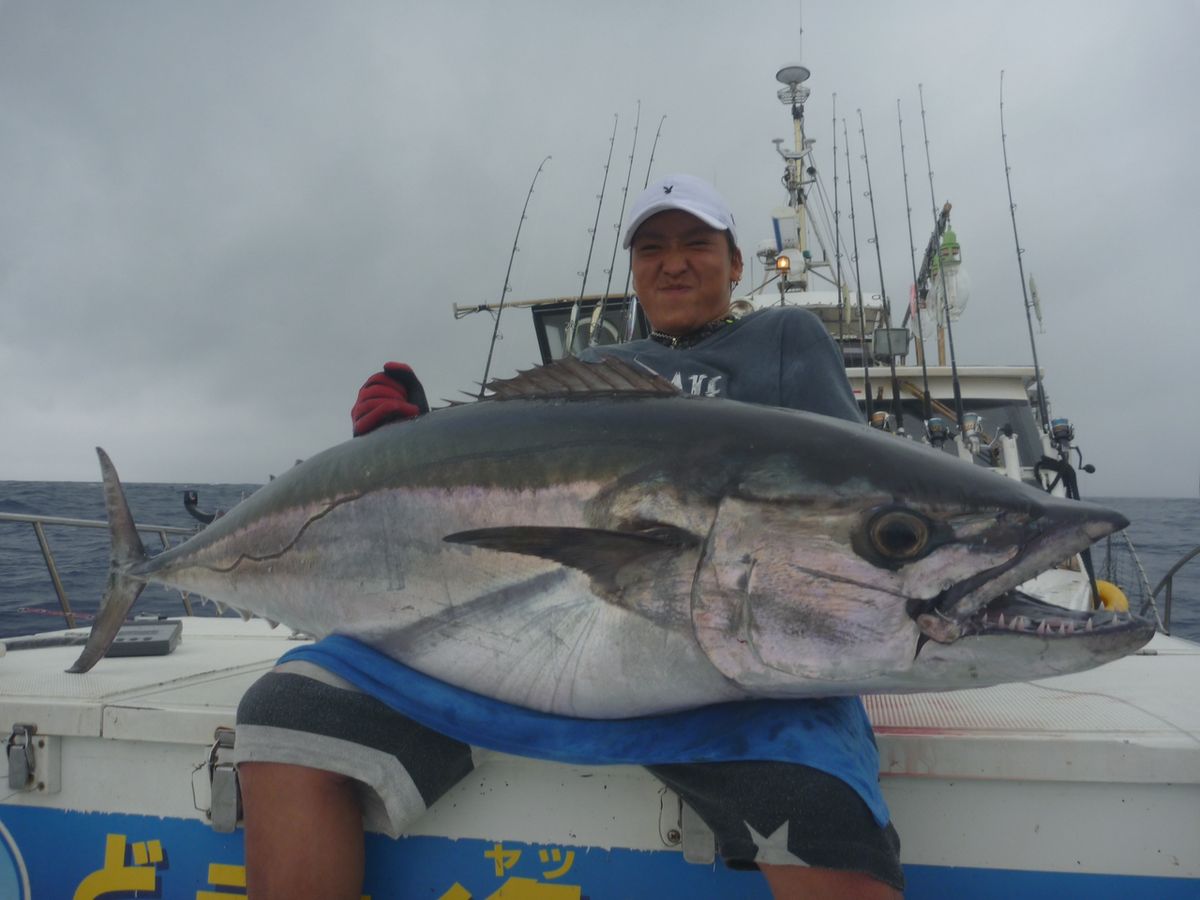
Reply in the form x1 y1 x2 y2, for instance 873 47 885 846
0 481 1197 641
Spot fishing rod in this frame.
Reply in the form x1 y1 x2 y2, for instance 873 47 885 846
919 83 965 433
858 108 905 435
590 102 641 347
478 155 551 396
621 114 667 341
842 118 873 420
1000 70 1050 434
565 114 619 356
897 98 933 422
833 93 846 346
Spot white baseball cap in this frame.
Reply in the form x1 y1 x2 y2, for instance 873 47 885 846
622 173 738 249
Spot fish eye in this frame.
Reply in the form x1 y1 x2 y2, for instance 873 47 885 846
868 510 930 561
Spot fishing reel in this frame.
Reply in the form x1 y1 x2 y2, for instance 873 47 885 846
1048 416 1096 473
1050 417 1075 455
1036 416 1096 500
925 417 954 448
960 412 984 455
869 410 896 433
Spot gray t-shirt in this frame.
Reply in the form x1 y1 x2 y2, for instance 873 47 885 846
581 305 863 424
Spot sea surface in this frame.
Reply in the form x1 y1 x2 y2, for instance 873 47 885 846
0 481 1197 641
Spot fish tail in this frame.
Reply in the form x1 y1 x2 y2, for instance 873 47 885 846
66 448 148 673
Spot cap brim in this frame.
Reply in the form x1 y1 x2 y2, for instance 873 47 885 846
622 202 733 249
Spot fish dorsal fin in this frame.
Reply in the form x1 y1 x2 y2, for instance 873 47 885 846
484 356 678 401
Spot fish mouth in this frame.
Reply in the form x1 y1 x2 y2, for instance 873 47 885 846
914 499 1130 642
914 590 1156 663
957 590 1153 639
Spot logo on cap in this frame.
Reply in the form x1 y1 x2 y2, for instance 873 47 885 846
663 185 674 194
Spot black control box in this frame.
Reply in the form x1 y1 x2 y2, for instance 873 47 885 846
106 619 183 658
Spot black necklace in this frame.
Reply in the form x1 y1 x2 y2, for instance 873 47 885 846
649 314 737 349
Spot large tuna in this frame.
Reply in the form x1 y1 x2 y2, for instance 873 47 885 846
67 358 1152 716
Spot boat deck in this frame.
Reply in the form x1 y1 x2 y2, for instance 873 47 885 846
2 617 1198 890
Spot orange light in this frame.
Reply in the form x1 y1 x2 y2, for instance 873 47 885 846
775 255 790 272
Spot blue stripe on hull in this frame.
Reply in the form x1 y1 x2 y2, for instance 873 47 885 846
1 806 1195 898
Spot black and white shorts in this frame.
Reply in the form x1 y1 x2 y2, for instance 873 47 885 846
235 664 903 891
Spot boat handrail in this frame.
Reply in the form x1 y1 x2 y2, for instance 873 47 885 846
0 511 198 629
1151 544 1200 635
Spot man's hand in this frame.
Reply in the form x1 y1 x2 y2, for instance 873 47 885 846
351 362 430 436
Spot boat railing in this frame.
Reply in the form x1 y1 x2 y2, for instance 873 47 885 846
1151 544 1200 635
0 511 198 629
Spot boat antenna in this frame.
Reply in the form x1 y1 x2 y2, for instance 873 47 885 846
919 83 965 432
479 155 551 396
591 102 641 347
621 114 667 342
832 93 845 346
565 114 619 356
843 118 873 420
858 108 906 435
897 98 933 421
1000 70 1050 433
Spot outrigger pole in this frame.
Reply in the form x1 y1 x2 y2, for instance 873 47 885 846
479 155 551 395
858 109 906 435
591 101 641 347
1000 70 1050 434
565 114 618 356
843 118 873 420
620 115 666 342
919 84 965 432
897 99 933 422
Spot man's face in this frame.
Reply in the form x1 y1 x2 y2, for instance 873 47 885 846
630 210 744 336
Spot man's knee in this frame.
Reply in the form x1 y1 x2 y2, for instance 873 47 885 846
239 760 354 797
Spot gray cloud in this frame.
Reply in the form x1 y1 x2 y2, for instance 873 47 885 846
2 0 1197 496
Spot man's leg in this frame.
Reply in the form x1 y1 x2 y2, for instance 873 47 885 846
240 762 364 900
759 863 902 900
235 662 475 900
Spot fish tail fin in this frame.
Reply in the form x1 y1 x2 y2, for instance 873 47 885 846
66 448 148 673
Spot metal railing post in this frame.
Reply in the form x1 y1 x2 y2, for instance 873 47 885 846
31 521 76 629
1 512 200 627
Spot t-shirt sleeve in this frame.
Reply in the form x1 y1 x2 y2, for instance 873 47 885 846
778 311 864 424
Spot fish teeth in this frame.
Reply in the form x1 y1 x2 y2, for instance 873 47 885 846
1086 618 1094 632
998 613 1006 628
1036 621 1048 636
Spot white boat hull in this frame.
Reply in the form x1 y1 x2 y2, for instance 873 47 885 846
1 618 1197 898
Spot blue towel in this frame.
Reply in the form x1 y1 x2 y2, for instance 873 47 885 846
281 635 890 827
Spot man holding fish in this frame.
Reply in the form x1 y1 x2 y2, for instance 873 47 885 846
236 174 905 899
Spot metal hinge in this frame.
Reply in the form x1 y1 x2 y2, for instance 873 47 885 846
659 787 715 865
6 724 60 794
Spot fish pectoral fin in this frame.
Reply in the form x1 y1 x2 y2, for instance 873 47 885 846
444 525 696 595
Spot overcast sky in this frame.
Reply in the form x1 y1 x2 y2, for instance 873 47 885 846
2 0 1198 497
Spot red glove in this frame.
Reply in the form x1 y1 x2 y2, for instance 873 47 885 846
351 362 430 436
